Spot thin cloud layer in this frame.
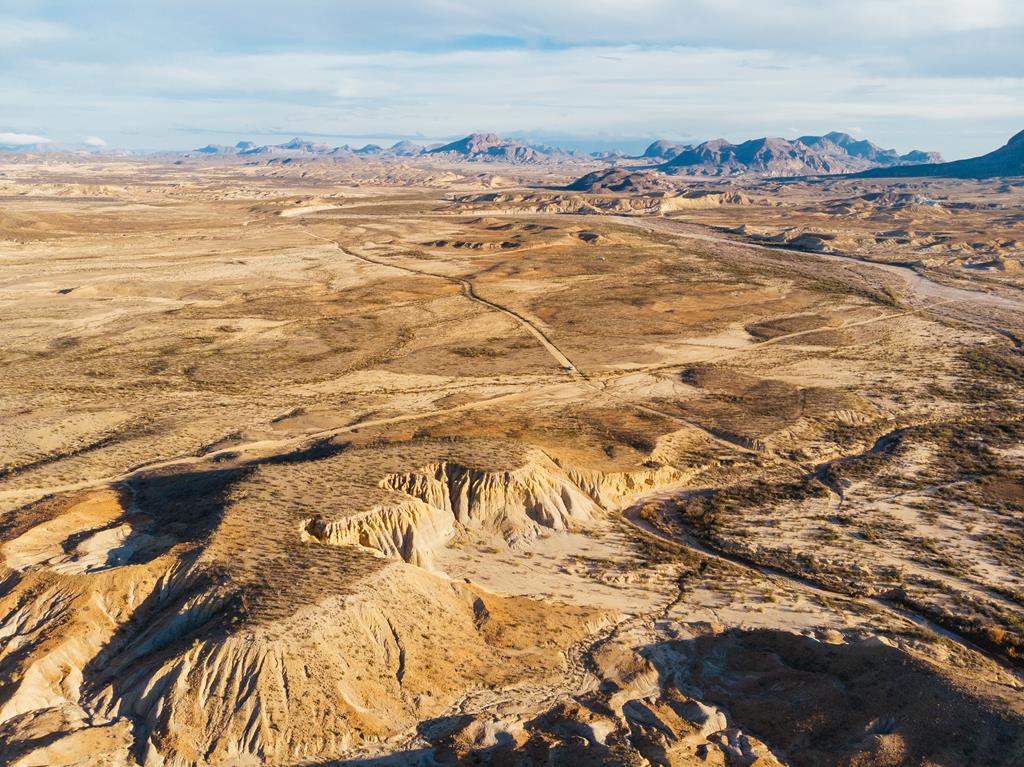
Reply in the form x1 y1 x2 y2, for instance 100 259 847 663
0 131 51 145
0 15 67 48
1 1 1021 156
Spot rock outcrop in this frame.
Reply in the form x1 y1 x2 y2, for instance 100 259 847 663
302 449 697 570
458 189 751 216
427 133 571 165
0 485 610 766
655 131 942 177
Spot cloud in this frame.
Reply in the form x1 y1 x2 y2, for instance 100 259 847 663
2 2 1022 156
83 135 108 147
0 132 51 145
11 2 1023 62
116 46 1024 132
0 16 68 48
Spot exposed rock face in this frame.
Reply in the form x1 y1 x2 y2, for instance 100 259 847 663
303 496 454 568
459 190 659 215
427 133 566 165
562 462 686 509
661 136 835 176
0 438 700 763
798 131 904 165
459 189 751 216
656 131 942 177
183 132 573 164
303 451 688 569
430 133 508 156
238 137 334 157
184 130 943 174
642 139 687 160
0 485 610 767
798 131 944 167
383 455 597 540
81 564 597 766
429 623 789 766
0 434 690 767
660 190 751 211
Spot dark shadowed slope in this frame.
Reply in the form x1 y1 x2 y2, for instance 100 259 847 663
854 130 1024 179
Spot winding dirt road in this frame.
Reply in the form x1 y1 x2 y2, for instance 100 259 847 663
300 226 583 377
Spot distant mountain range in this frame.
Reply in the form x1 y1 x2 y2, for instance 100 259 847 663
0 139 126 155
851 129 1024 179
189 133 578 165
190 137 393 158
641 131 943 176
7 131 1022 179
186 130 949 176
8 130 1021 179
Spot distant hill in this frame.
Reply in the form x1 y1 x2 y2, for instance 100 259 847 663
193 143 241 155
186 137 429 160
851 130 1024 179
389 140 423 157
899 149 944 164
564 168 672 194
661 137 833 176
641 139 686 161
648 131 942 177
800 132 895 164
426 133 569 164
187 133 572 164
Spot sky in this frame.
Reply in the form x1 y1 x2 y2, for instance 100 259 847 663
1 1 1022 158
